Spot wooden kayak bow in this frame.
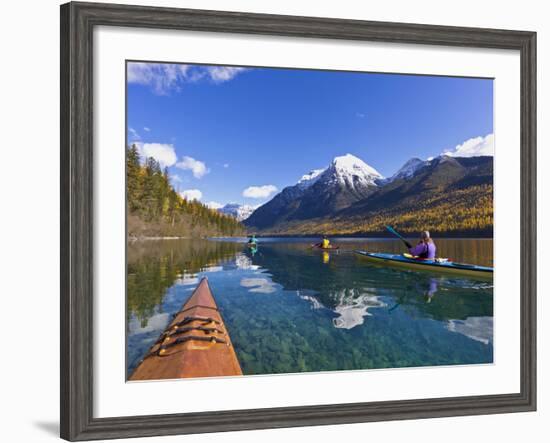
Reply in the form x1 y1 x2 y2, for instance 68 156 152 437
129 277 242 380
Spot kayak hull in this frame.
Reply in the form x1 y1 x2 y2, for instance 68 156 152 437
355 251 493 279
129 277 242 381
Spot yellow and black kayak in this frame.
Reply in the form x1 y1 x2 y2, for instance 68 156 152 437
311 243 340 250
355 251 493 279
130 277 242 380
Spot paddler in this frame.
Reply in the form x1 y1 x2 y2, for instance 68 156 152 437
247 234 258 247
409 231 436 259
321 235 331 249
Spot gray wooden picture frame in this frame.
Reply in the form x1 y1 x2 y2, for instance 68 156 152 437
60 2 537 441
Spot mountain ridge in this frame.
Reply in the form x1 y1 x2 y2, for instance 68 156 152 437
245 153 493 236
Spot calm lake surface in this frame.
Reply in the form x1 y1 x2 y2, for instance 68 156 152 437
127 238 493 377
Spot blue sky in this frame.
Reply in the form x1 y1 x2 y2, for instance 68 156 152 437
127 62 493 208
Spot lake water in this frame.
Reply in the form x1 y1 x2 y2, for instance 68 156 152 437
127 238 493 378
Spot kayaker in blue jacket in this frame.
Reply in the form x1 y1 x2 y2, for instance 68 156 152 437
409 231 436 259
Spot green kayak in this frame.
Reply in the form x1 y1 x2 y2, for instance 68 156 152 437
355 251 493 279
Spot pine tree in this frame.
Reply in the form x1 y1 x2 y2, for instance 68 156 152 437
126 146 246 238
126 144 142 212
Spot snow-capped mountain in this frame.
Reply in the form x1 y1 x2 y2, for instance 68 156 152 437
296 168 325 190
244 150 493 234
389 157 427 182
295 154 382 192
326 153 383 187
339 154 493 220
245 153 383 229
218 203 255 221
388 153 492 184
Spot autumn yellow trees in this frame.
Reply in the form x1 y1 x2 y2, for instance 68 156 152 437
256 184 493 236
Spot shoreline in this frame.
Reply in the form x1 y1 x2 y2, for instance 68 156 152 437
242 230 493 239
129 235 494 242
128 235 192 242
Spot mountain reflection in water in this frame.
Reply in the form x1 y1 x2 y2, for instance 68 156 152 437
127 238 493 377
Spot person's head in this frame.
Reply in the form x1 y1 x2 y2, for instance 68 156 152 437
420 231 432 243
323 235 328 239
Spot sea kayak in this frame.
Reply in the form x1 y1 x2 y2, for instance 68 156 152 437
129 277 242 380
311 244 340 250
355 251 493 279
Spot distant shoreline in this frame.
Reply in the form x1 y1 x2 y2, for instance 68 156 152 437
129 233 494 242
241 230 494 239
128 235 191 242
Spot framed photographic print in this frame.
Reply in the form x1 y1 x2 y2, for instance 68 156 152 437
60 1 536 441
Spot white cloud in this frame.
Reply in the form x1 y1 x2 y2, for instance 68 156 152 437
136 143 177 168
128 127 140 140
170 174 183 184
442 133 494 158
176 156 209 179
127 62 247 94
179 189 202 201
243 185 278 199
143 127 151 132
127 63 189 95
207 67 247 83
223 163 229 168
356 112 366 118
206 201 223 209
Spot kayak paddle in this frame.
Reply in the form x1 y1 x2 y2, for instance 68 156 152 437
385 225 412 249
